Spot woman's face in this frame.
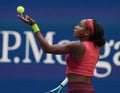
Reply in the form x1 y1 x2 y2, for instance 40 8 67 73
73 19 87 38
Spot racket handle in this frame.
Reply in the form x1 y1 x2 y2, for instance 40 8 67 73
45 77 68 93
60 77 68 86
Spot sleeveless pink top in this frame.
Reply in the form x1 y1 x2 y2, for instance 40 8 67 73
66 41 100 76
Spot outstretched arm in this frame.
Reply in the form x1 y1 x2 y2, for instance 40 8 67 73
17 14 83 55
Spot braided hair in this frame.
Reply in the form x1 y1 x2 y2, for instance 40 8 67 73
90 20 106 47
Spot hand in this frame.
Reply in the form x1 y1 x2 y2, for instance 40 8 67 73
17 14 36 26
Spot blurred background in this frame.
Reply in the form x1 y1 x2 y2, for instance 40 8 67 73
0 0 120 93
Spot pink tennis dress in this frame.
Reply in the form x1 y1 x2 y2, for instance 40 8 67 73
66 41 100 76
65 41 100 93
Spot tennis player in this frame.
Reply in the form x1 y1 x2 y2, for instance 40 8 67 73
18 14 106 93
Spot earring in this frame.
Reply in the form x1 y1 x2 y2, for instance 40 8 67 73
84 34 88 36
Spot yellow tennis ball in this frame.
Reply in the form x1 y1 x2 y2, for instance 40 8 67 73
16 6 25 14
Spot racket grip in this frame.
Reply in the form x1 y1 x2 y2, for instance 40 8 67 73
60 77 68 86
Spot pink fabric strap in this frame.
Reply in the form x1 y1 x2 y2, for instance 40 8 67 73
86 19 94 37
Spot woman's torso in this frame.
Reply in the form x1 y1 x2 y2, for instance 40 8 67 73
66 41 100 83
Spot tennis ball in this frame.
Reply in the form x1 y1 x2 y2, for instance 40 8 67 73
16 6 25 14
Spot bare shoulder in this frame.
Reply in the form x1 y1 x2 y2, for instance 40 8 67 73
69 41 84 48
66 40 85 53
68 41 85 60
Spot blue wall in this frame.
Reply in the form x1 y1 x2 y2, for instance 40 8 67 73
0 0 120 93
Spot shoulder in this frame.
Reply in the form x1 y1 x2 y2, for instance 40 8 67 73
67 41 84 49
67 41 85 60
66 41 85 54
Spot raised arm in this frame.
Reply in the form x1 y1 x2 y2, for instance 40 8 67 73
17 14 84 55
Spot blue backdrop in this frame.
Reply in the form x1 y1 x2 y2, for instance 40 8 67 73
0 0 120 93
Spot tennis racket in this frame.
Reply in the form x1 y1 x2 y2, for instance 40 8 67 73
45 77 68 93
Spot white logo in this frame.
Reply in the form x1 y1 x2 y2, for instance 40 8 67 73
0 31 120 78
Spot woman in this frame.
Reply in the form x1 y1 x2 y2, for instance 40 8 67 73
18 14 106 93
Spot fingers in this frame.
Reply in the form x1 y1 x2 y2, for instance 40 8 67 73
25 15 32 22
17 14 35 26
17 14 29 23
17 14 26 21
26 15 35 23
17 14 23 19
26 15 30 19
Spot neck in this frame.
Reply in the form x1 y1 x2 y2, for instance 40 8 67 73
80 38 89 42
